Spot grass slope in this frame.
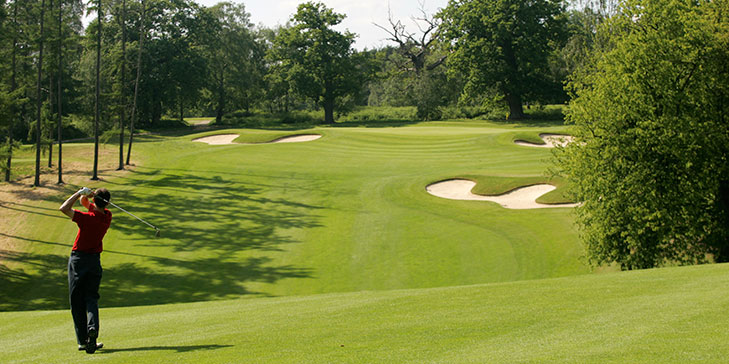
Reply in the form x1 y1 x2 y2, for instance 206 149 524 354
2 263 727 363
2 121 585 311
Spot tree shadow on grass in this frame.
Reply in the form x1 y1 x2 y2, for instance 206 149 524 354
0 240 312 311
0 167 322 311
99 344 233 354
99 169 325 253
0 200 69 220
0 249 72 310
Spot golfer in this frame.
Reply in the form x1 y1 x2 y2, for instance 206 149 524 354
59 187 112 354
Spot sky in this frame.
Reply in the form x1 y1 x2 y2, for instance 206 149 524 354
193 0 450 50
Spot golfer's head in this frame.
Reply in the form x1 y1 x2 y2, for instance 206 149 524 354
94 188 111 209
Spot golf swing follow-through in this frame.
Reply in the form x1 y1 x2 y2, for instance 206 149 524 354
98 195 161 238
59 186 160 354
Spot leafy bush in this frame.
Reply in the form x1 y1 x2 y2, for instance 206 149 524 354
216 110 320 128
337 106 417 122
523 104 566 121
144 118 189 130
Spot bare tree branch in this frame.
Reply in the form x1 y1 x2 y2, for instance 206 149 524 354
373 2 446 74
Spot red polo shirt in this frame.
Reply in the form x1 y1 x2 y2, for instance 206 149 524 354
72 204 112 253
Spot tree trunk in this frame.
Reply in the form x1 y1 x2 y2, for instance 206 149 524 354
48 68 53 168
323 84 335 124
714 179 729 262
324 98 335 124
92 0 102 181
215 72 224 124
501 39 525 121
126 0 145 166
7 0 19 182
152 100 161 124
118 0 126 170
34 0 47 187
4 134 12 182
57 0 64 184
11 1 18 93
505 93 525 120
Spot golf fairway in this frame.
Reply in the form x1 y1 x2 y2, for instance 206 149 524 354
2 122 588 310
1 263 727 363
2 121 724 362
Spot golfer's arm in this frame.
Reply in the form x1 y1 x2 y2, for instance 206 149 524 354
80 195 91 210
59 192 82 218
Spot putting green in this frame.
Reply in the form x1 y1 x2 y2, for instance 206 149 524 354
1 121 587 311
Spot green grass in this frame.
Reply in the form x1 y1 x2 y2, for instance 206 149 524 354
512 132 547 145
460 175 573 204
2 119 725 362
184 117 214 126
1 120 583 311
1 263 726 363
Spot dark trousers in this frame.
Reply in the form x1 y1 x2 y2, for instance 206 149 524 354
68 251 102 345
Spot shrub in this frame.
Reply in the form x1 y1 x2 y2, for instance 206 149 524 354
337 106 417 123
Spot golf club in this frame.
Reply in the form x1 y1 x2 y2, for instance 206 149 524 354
95 194 161 238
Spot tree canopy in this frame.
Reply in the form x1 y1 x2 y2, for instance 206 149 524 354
439 0 568 119
557 0 729 269
267 2 364 123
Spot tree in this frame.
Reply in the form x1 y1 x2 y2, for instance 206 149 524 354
268 2 363 124
116 0 127 170
260 25 301 114
439 0 567 120
90 0 101 180
126 0 145 165
34 0 47 187
373 5 446 75
374 5 454 120
55 0 63 183
556 0 729 269
128 0 206 126
203 2 260 123
0 86 24 180
3 0 19 182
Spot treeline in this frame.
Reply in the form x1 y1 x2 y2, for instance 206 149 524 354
0 0 606 183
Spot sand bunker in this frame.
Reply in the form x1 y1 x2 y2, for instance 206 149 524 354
193 134 240 145
192 134 322 145
269 134 322 143
426 179 578 209
515 134 573 148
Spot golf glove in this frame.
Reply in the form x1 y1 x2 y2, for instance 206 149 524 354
78 187 92 196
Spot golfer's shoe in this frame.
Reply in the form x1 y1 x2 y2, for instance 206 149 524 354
78 343 103 351
85 329 99 354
